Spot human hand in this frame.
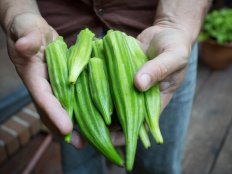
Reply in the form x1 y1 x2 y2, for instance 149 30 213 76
6 12 126 148
135 23 193 112
6 12 75 142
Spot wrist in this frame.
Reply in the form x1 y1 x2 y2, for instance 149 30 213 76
154 0 211 45
154 17 195 45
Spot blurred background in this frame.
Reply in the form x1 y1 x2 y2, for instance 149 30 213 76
0 0 232 174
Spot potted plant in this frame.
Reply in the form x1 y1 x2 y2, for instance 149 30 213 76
198 9 232 70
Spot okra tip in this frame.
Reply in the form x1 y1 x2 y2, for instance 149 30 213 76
104 117 112 126
151 129 164 144
64 133 72 143
156 138 164 145
68 75 77 85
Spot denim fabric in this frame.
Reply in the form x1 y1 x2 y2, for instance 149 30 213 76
60 142 107 174
60 44 198 174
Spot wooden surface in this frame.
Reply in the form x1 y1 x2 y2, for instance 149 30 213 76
0 134 45 174
195 63 212 95
31 140 62 174
211 123 232 174
183 64 232 174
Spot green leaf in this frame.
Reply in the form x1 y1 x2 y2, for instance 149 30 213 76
198 32 209 42
202 9 232 44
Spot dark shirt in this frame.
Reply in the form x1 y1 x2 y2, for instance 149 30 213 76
37 0 158 45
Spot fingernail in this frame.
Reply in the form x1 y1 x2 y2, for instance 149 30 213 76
139 74 151 90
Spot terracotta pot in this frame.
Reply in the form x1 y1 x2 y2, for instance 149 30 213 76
200 40 232 70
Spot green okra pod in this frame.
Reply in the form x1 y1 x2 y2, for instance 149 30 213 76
122 34 151 151
73 71 123 166
68 28 95 84
127 36 163 144
144 85 162 144
45 36 73 143
139 124 151 149
92 38 105 59
103 31 144 171
88 58 113 125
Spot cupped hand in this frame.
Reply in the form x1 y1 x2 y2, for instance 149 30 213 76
135 23 193 111
6 12 75 144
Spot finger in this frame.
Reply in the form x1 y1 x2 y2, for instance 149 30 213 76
137 27 156 45
50 27 59 41
19 60 73 136
134 51 188 92
70 131 86 149
159 67 187 112
136 39 149 53
160 92 173 112
35 88 73 135
26 77 73 137
15 29 42 57
111 131 125 146
38 106 63 135
34 84 73 135
44 26 59 45
14 27 58 58
159 67 187 93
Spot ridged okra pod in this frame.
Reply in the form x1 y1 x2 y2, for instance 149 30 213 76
139 124 151 149
127 36 163 144
68 28 95 84
88 58 113 125
144 85 162 143
103 31 144 171
92 38 105 59
122 34 151 150
91 38 113 124
73 71 123 166
45 36 73 142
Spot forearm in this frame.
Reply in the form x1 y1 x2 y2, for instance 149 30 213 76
155 0 211 43
0 0 40 31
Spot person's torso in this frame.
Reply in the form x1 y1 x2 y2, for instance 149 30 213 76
37 0 158 45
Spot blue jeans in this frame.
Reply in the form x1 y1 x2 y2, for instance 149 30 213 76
60 44 198 174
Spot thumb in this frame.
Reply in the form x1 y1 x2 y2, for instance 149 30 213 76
15 29 42 57
134 50 188 92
